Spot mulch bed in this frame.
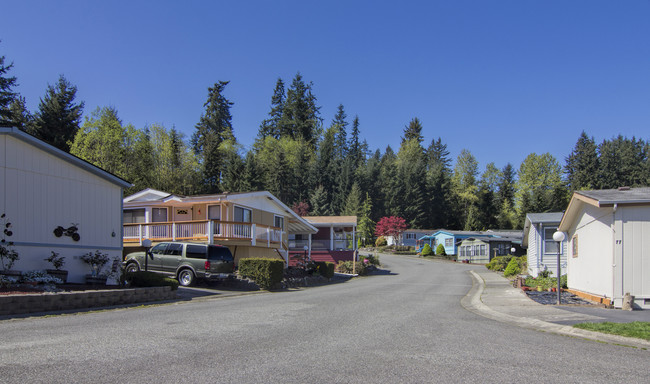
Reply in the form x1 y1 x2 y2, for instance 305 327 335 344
525 290 599 306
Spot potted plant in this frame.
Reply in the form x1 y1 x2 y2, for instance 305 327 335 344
80 250 110 285
44 251 68 283
0 213 20 278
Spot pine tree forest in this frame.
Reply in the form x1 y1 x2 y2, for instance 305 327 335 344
2 58 650 238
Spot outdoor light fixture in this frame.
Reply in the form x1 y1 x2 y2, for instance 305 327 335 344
552 231 566 305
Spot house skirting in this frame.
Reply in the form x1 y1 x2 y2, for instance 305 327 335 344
566 288 612 307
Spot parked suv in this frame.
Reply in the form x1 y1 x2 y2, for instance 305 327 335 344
124 242 235 286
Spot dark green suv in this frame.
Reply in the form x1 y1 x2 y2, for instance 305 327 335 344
124 242 235 286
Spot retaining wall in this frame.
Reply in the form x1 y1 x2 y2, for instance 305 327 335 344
0 286 178 316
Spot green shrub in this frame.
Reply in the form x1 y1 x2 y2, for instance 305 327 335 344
503 257 521 277
125 271 179 291
486 255 514 271
363 254 381 266
314 261 335 278
375 236 387 247
421 243 433 256
336 260 368 275
435 244 446 256
238 258 284 290
524 273 567 290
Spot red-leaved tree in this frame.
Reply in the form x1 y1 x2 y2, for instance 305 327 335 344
291 201 310 217
374 216 407 243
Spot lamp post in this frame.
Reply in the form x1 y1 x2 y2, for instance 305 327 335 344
142 239 152 272
552 231 566 305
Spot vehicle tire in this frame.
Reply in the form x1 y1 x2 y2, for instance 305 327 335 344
125 262 140 273
178 269 195 287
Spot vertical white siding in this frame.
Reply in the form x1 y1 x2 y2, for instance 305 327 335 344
566 204 613 299
622 206 650 302
2 136 124 283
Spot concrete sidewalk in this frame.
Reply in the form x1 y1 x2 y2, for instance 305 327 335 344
461 269 650 350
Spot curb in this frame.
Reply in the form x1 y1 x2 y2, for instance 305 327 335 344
461 270 650 350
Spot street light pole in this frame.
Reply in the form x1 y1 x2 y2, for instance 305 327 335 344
552 231 566 305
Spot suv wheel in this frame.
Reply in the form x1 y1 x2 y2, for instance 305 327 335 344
125 262 140 273
178 269 195 286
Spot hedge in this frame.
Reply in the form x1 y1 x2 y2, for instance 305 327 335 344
314 261 335 278
124 271 179 291
421 243 433 256
238 258 284 290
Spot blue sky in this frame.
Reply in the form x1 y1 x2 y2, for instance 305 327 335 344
2 1 649 172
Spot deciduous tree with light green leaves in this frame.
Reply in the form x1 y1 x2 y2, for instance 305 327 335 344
516 152 567 221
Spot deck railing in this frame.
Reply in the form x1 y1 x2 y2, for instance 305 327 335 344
124 220 283 247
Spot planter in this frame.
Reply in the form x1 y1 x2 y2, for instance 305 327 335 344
46 269 68 283
85 275 108 285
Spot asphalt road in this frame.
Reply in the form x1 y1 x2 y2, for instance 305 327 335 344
1 254 648 383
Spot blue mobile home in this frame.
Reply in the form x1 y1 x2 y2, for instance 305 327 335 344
417 230 493 255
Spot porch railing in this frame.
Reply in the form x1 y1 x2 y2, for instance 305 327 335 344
124 220 283 247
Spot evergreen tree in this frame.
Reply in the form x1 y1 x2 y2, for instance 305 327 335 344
597 135 647 189
29 75 84 151
241 151 262 192
191 81 235 193
0 45 18 127
397 139 427 227
496 163 517 229
348 115 364 172
360 149 383 221
425 138 453 229
258 78 285 140
280 73 321 145
9 96 32 131
342 182 363 216
309 185 331 216
357 193 375 246
379 146 400 217
221 143 245 192
313 126 337 206
402 117 424 145
565 131 599 191
331 104 348 158
476 163 500 229
123 126 155 194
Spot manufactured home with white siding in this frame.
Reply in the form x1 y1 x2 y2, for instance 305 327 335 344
0 127 131 283
522 212 566 278
558 187 650 309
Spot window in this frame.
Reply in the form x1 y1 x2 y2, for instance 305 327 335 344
151 243 168 255
234 206 252 223
572 235 578 258
152 208 168 223
186 244 208 259
480 244 486 256
445 238 453 247
274 215 284 230
460 247 465 257
165 243 183 256
208 246 234 261
123 209 145 223
544 227 559 254
406 233 416 240
208 205 221 220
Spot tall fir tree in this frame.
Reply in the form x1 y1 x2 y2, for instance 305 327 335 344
425 138 453 229
496 163 517 229
565 131 599 191
348 115 364 172
29 75 84 151
357 193 375 246
452 149 480 230
342 182 363 216
191 81 235 193
401 117 424 145
8 96 32 131
280 72 321 145
309 185 331 216
0 44 18 127
597 135 647 189
258 78 285 141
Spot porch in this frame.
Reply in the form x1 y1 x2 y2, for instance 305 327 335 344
123 220 284 248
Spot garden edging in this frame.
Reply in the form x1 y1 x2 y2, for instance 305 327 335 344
0 286 177 316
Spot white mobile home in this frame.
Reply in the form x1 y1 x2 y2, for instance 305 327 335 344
558 187 650 309
0 127 131 283
522 212 565 277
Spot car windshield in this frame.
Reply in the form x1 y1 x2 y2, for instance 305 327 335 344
208 246 233 261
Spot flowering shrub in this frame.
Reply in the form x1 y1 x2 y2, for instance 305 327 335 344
80 250 110 276
22 270 63 284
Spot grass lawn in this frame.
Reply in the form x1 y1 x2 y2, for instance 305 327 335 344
573 321 650 341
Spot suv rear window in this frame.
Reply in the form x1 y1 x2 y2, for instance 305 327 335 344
208 246 233 261
186 244 208 259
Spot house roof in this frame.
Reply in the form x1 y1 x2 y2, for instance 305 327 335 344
302 216 357 226
522 212 564 248
558 187 650 231
461 236 522 244
124 189 317 234
1 127 132 189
